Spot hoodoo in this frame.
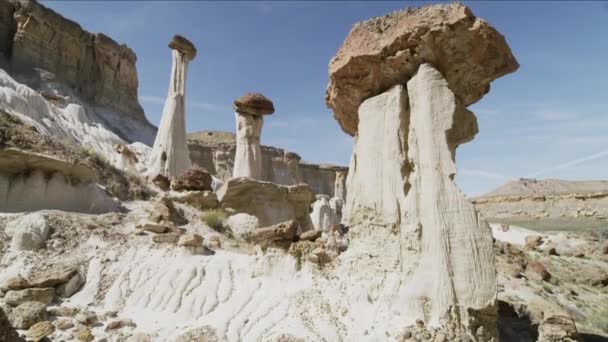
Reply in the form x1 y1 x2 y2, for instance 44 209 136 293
327 3 518 339
232 92 274 179
148 35 197 177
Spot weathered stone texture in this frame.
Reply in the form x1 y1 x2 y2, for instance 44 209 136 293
326 2 519 135
0 0 145 121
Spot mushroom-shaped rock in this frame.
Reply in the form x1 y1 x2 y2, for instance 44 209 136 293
147 35 196 177
325 2 519 136
169 34 197 60
330 3 518 338
232 93 274 179
234 92 275 116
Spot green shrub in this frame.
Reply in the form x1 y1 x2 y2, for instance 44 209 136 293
201 209 227 231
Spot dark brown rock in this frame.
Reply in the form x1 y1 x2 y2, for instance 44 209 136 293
243 220 298 247
152 174 170 191
169 34 197 60
234 93 275 116
171 166 213 192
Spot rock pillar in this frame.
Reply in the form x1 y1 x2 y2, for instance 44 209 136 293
148 35 196 177
232 93 274 179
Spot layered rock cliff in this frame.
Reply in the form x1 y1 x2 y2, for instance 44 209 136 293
474 178 608 229
188 130 347 197
0 0 154 143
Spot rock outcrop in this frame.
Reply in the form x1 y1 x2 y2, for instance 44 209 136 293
217 177 315 232
148 35 196 177
329 3 518 338
0 148 118 213
188 130 348 197
0 0 148 128
326 3 519 136
232 93 274 179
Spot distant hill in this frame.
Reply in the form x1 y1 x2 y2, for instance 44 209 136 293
481 178 608 198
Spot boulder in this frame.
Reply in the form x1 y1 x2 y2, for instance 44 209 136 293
105 318 136 331
0 306 24 342
299 229 322 242
525 235 543 250
9 301 47 329
177 233 203 247
1 275 30 292
152 174 170 191
325 2 519 135
526 261 551 282
152 233 180 244
55 319 74 330
171 166 213 192
242 220 298 247
310 195 339 231
56 272 85 298
225 213 259 240
537 314 578 342
73 326 94 342
7 212 50 251
169 34 197 60
28 267 79 288
4 288 55 306
167 190 218 210
136 220 169 234
217 177 315 231
24 320 55 342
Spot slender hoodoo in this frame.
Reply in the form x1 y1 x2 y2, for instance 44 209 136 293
148 35 197 177
326 3 519 339
232 92 274 179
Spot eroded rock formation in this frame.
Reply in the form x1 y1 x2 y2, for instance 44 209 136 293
148 35 196 177
0 0 146 125
188 130 348 197
328 3 518 338
232 93 274 179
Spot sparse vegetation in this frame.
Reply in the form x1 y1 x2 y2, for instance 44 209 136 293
586 308 608 333
201 209 227 231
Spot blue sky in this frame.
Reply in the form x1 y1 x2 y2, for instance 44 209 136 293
43 1 608 196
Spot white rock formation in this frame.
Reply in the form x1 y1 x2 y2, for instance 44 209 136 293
148 35 197 177
233 113 264 179
310 195 338 231
225 213 259 240
232 93 274 179
399 64 496 329
329 196 344 223
6 213 50 251
334 170 347 200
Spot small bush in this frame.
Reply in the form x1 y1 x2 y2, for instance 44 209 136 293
201 209 227 231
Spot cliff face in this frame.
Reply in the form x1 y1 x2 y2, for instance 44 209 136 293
188 131 348 198
0 0 147 127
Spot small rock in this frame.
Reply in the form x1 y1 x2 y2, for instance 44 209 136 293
76 311 98 326
105 318 136 331
152 233 180 244
152 174 170 191
29 267 78 288
5 288 55 306
1 275 30 292
524 235 543 250
25 321 55 341
526 261 551 281
178 233 204 247
48 306 79 317
73 326 94 342
299 229 322 242
56 319 75 330
136 220 168 234
56 273 85 298
206 235 221 248
9 301 48 329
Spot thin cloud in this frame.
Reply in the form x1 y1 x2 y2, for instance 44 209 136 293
459 168 511 181
531 149 608 178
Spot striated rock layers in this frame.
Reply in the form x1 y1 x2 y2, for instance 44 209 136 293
329 3 518 339
232 93 274 179
188 130 348 197
148 35 196 177
0 0 147 126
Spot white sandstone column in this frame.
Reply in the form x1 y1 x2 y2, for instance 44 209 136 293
232 93 274 179
148 35 196 177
